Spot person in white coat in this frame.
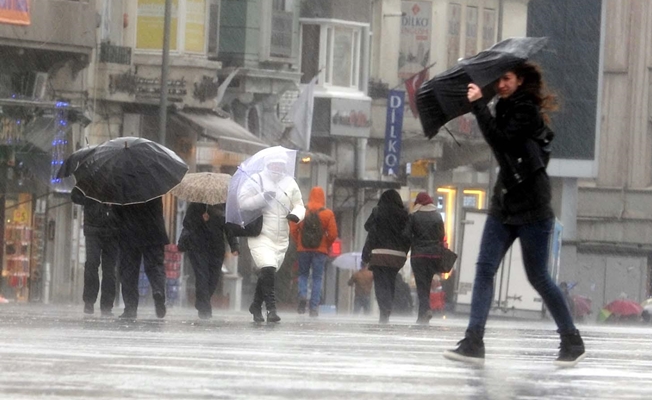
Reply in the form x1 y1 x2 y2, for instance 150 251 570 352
238 156 305 323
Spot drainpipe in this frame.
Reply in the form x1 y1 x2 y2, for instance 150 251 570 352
158 0 172 146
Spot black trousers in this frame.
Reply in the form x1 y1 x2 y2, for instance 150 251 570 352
82 235 119 311
119 243 166 314
251 267 277 312
188 251 224 314
411 258 436 317
371 266 400 316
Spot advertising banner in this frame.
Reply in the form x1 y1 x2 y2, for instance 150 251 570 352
383 90 405 175
0 0 30 26
398 1 432 80
136 0 178 50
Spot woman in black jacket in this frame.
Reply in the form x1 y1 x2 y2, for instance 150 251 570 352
443 62 585 367
361 189 410 324
405 192 445 325
183 203 239 319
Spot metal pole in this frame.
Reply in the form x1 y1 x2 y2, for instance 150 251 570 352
158 0 172 146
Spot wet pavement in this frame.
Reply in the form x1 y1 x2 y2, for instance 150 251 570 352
0 304 651 399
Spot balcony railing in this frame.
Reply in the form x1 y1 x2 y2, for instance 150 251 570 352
270 11 293 58
99 42 132 65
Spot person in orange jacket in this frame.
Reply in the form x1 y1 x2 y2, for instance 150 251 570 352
290 186 338 317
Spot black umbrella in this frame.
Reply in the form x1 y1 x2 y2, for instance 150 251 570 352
416 37 548 139
72 137 188 205
56 145 97 179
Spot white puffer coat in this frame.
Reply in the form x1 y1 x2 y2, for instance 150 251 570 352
238 170 305 270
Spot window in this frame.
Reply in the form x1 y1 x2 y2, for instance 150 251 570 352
207 0 220 56
447 3 462 68
482 9 496 50
261 0 295 60
136 0 212 54
465 6 478 57
301 21 365 89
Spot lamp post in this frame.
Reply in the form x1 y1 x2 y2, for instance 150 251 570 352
158 0 172 146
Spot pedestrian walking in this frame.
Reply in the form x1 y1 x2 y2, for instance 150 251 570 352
72 188 119 317
361 189 411 324
443 62 585 367
348 263 373 314
404 192 446 324
114 197 169 320
290 186 337 317
182 202 239 319
238 155 305 323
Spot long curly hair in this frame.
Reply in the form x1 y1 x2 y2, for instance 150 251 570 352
512 62 558 124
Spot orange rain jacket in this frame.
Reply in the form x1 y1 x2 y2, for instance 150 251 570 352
290 186 338 254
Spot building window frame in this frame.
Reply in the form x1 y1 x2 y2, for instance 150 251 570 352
259 0 298 63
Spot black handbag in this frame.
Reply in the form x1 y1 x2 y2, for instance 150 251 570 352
227 215 263 237
439 247 458 273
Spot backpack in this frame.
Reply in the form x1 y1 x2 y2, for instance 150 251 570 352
301 208 325 249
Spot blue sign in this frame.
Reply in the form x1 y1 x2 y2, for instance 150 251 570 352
383 90 405 175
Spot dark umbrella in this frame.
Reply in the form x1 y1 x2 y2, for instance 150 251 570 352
56 145 97 179
416 37 548 139
72 136 188 205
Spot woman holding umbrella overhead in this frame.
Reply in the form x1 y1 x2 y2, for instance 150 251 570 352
361 189 411 324
443 62 585 367
236 152 305 323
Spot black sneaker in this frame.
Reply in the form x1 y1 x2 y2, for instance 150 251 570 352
249 304 265 323
297 300 307 314
119 310 137 320
153 293 166 319
309 308 318 318
198 310 212 320
267 310 281 323
554 331 586 367
416 310 433 325
443 337 485 366
83 303 94 315
100 310 114 318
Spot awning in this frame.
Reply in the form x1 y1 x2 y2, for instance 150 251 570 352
172 111 268 155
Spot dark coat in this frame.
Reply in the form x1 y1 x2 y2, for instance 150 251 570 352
362 190 411 266
472 89 554 225
113 197 169 248
182 203 239 256
405 204 445 256
71 188 118 237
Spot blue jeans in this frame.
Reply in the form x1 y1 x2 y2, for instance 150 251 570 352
468 215 576 335
297 252 327 310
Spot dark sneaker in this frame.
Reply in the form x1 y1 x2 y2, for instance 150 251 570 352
416 310 433 325
267 310 281 323
153 293 166 319
249 304 265 323
379 310 390 324
198 310 212 320
297 299 307 314
309 308 318 318
83 303 94 315
443 337 485 366
554 331 586 367
119 310 137 320
100 310 114 318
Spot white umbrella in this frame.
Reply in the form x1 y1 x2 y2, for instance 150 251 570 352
225 146 298 227
332 252 363 270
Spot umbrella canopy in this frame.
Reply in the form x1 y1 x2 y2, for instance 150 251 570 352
416 36 548 138
332 252 363 270
72 136 188 205
170 172 231 205
604 299 643 317
225 146 297 227
56 145 97 179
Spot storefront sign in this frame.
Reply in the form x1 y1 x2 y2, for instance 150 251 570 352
109 71 187 102
398 1 432 80
330 98 371 138
383 90 405 176
0 0 30 26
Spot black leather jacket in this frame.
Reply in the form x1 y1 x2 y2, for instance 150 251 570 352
472 89 555 225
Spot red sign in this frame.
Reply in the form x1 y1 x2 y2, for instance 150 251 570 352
0 0 30 26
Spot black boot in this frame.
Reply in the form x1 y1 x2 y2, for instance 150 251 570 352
249 273 265 323
379 309 390 324
297 299 307 314
260 267 280 323
554 330 586 367
443 329 485 366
